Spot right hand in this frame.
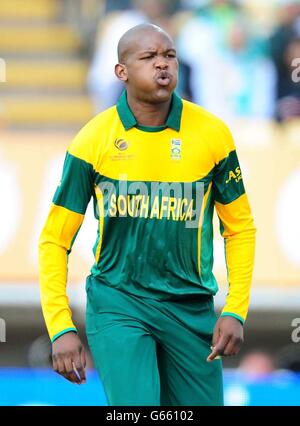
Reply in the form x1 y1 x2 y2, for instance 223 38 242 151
52 332 87 384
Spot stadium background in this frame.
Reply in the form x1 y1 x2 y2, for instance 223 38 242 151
0 0 300 406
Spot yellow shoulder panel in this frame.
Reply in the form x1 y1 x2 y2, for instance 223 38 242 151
182 100 236 165
67 106 118 167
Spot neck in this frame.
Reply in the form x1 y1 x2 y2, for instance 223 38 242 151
126 92 172 127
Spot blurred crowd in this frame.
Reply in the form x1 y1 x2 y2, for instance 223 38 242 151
87 0 300 123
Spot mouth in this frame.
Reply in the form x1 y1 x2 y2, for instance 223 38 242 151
155 71 172 87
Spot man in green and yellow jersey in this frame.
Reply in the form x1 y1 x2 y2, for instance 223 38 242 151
39 23 256 406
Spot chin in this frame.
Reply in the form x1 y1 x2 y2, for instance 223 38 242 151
152 88 174 103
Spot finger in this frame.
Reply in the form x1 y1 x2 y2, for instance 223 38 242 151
212 325 220 348
223 340 235 357
207 335 230 362
80 346 87 369
53 353 79 384
223 336 243 356
61 371 80 384
52 357 58 373
73 351 86 383
64 357 81 384
54 357 65 377
80 347 87 379
207 346 222 362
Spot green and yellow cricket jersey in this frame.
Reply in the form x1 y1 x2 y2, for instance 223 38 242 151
39 91 256 343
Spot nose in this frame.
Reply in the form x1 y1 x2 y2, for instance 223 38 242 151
154 55 168 70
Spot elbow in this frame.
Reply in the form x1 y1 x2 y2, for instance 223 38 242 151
224 219 257 239
38 231 68 253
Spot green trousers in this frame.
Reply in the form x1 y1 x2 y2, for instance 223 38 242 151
85 276 223 406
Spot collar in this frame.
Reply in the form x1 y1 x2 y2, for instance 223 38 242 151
116 90 183 132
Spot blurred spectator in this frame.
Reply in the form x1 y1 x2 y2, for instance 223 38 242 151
27 335 52 368
87 0 179 112
177 1 275 120
64 0 105 51
270 0 300 121
176 0 239 112
217 19 275 119
276 344 300 372
105 0 131 12
177 61 193 101
180 0 205 8
238 350 276 378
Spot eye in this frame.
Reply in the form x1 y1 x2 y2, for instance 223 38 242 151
140 54 155 60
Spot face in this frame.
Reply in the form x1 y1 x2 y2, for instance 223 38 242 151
227 23 247 52
285 40 300 68
115 30 178 104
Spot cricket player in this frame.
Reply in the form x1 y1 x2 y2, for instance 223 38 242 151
39 23 256 406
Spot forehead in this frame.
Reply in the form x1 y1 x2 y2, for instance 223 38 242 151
129 30 175 54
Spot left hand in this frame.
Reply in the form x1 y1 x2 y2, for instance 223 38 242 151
207 316 244 362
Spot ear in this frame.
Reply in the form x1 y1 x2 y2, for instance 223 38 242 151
115 63 128 83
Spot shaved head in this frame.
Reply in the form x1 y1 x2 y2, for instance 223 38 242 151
117 23 173 63
115 22 178 105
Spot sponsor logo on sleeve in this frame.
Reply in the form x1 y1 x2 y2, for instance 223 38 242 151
225 167 242 184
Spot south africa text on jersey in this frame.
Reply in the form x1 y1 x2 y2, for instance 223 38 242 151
100 193 197 221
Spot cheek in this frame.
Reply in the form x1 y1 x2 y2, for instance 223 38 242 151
129 65 155 85
172 61 179 74
171 66 178 86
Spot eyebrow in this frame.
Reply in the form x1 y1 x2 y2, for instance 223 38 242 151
139 48 177 55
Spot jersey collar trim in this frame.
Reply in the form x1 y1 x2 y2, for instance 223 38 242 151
116 90 183 132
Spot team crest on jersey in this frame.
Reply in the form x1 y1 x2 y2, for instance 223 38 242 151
171 139 182 160
115 138 129 151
